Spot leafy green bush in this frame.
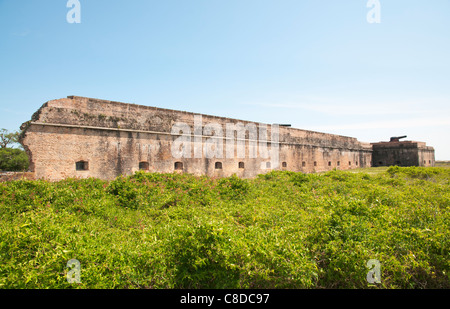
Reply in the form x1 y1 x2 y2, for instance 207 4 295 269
167 223 241 288
387 166 447 179
0 168 448 289
217 174 250 201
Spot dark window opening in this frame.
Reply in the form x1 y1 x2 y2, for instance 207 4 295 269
215 162 223 169
337 161 340 166
239 162 245 169
378 161 383 166
328 161 332 167
139 162 149 170
175 162 183 170
76 161 89 171
349 161 352 166
302 161 306 167
356 161 358 166
429 160 431 164
314 161 317 167
282 162 287 168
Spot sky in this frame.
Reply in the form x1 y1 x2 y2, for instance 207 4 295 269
0 0 449 160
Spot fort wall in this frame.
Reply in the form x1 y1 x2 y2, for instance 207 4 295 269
20 96 373 181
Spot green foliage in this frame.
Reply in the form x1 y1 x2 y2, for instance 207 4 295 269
0 148 29 171
217 174 250 201
387 166 447 179
0 129 19 149
0 167 449 289
167 223 241 288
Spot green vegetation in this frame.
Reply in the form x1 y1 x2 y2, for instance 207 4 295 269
0 128 29 172
0 167 449 289
0 129 19 149
343 166 389 175
0 148 29 172
436 161 450 168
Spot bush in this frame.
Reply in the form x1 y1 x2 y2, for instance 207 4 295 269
167 224 241 288
387 166 446 179
0 167 448 289
218 174 250 201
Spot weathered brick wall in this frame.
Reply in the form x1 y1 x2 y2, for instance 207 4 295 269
371 141 435 167
418 146 436 167
20 96 375 181
0 172 35 182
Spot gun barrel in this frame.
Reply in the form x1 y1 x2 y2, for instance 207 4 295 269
390 135 407 142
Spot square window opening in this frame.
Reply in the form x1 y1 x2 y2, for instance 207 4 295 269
76 161 89 171
175 162 183 170
139 162 149 171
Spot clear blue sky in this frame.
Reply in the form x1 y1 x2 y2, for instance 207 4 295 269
1 0 449 159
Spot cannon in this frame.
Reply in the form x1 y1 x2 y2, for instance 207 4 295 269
390 135 407 142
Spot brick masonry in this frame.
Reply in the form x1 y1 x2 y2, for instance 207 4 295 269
371 141 435 167
19 96 434 181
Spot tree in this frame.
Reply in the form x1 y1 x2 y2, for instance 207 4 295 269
0 129 20 149
0 128 29 171
0 148 29 171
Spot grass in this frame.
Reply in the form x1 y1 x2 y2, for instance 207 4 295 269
345 166 390 175
436 161 450 168
0 166 449 289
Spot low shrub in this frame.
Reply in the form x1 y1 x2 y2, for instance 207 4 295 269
0 167 448 289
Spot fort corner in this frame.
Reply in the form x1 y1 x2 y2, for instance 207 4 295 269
371 136 435 167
